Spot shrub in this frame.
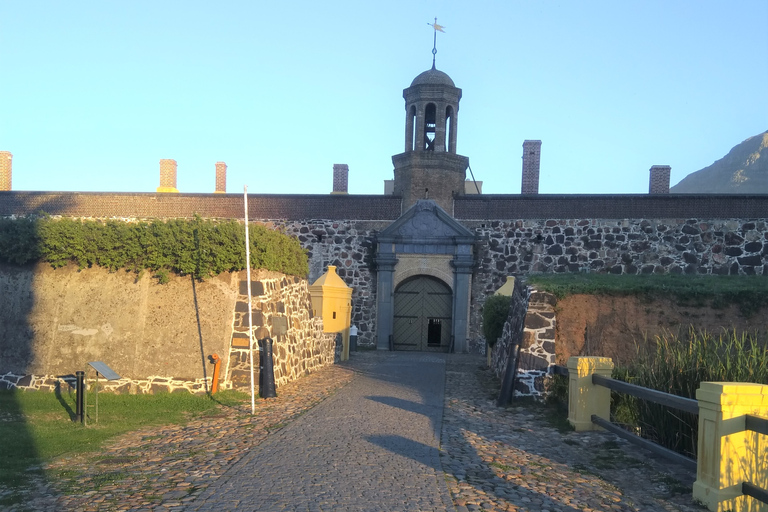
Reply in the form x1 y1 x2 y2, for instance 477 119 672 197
0 215 308 280
482 294 512 347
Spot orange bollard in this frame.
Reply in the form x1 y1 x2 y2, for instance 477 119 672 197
210 353 221 395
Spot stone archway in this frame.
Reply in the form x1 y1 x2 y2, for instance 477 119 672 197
393 275 452 352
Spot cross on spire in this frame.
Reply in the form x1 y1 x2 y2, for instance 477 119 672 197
428 18 445 69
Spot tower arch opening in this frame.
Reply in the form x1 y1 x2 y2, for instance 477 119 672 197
407 105 417 151
424 103 437 151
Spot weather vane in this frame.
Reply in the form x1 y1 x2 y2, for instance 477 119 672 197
428 18 445 69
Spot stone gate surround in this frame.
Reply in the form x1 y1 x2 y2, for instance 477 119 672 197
374 200 476 353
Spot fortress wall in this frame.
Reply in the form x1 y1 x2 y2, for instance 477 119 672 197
0 265 339 394
2 191 767 355
0 192 402 221
276 219 390 349
454 194 768 220
468 217 768 352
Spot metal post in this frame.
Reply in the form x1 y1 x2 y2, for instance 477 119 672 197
244 185 256 415
95 372 100 424
260 338 277 398
349 325 358 352
75 370 85 424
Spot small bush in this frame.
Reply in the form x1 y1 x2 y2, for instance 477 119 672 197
482 294 512 347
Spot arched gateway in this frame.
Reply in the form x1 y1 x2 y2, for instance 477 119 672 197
374 200 476 353
393 275 452 352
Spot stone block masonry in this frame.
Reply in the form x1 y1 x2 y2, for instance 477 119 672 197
224 270 340 391
521 140 541 194
158 159 179 193
331 164 349 194
0 192 402 221
468 217 768 347
649 165 671 194
275 219 392 348
0 151 11 191
0 265 341 395
490 282 557 398
215 162 227 193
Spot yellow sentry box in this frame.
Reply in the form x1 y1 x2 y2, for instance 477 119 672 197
309 266 352 333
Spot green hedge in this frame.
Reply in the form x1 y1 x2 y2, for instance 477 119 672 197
0 215 308 281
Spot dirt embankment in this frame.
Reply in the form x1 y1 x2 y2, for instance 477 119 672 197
554 295 768 366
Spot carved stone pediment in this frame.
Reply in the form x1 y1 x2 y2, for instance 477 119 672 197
378 200 475 244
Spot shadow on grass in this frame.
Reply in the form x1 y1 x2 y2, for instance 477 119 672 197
54 379 76 421
0 389 45 507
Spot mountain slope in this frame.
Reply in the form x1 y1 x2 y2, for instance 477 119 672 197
671 131 768 194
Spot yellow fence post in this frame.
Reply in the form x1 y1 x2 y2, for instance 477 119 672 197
693 382 768 512
567 356 613 432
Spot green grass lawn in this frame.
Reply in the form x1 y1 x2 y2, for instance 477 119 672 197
527 273 768 317
0 386 248 499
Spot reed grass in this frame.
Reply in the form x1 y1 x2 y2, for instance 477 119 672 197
613 328 768 458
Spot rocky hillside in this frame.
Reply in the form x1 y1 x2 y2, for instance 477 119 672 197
671 130 768 193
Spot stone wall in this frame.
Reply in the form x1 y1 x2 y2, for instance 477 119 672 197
468 218 768 345
276 219 390 348
490 279 528 382
515 290 557 396
490 286 557 398
223 270 340 391
0 265 340 394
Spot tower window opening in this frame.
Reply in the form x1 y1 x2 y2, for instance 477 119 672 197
407 105 417 151
445 106 454 153
424 103 436 151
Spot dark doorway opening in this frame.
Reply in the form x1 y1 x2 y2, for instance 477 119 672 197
427 318 442 346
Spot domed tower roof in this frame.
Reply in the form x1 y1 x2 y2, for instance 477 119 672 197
410 68 455 87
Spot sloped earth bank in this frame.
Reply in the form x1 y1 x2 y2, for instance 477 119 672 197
554 295 768 366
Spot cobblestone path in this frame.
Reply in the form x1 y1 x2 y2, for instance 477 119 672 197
188 352 453 511
4 352 703 511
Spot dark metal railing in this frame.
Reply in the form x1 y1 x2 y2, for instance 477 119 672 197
551 364 698 468
745 414 768 436
743 415 768 505
590 415 697 471
552 363 768 505
591 374 699 414
743 481 768 506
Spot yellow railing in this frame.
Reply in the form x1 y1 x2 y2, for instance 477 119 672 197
566 356 768 512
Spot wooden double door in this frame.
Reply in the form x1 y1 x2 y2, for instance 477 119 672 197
393 276 452 352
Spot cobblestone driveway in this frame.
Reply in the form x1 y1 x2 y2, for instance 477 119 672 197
6 352 702 511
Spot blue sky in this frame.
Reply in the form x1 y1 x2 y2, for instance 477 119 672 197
2 1 766 195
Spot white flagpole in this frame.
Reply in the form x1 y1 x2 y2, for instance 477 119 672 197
244 185 256 415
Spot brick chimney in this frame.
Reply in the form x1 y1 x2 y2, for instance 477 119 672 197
521 140 541 194
157 159 179 193
215 161 227 193
331 164 349 194
649 165 671 194
0 151 11 191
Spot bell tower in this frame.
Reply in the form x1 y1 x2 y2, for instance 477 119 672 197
392 66 470 214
